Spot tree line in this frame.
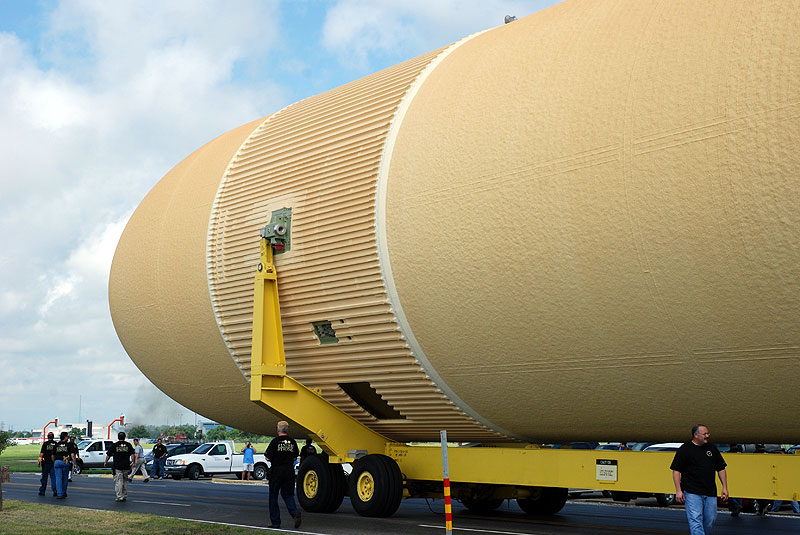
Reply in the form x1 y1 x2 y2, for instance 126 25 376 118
1 425 273 445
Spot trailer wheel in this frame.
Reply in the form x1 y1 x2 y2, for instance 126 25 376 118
517 487 568 515
297 455 346 513
348 454 402 517
461 497 504 512
610 490 635 502
656 493 675 507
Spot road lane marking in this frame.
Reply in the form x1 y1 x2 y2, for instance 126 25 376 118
133 499 190 507
7 480 266 503
420 525 542 535
168 516 330 534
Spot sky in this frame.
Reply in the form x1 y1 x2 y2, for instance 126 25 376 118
0 0 561 433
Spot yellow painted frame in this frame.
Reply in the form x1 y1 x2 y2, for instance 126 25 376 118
250 236 800 500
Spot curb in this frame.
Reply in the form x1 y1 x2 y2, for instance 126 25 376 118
211 477 267 485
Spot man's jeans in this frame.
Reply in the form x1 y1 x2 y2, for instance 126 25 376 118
771 500 800 513
53 460 70 497
684 492 717 535
150 457 165 478
39 463 57 494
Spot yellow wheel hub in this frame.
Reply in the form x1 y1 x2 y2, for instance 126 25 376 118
303 470 319 499
356 471 375 502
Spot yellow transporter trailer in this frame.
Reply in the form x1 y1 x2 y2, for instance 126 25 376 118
250 216 800 518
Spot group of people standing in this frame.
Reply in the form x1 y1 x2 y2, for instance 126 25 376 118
37 431 78 498
38 422 312 530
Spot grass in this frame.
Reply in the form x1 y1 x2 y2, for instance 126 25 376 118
0 500 278 534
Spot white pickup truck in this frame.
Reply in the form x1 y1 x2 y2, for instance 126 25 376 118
164 440 269 480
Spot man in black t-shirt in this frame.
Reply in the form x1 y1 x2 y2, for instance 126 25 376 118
670 424 728 535
149 438 168 479
299 438 316 465
105 431 135 501
37 432 57 496
265 421 301 529
51 431 76 498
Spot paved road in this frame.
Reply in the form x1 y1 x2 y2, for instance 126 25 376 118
4 473 799 534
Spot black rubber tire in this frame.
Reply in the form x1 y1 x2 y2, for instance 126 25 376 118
610 490 635 502
297 455 346 513
72 461 83 475
348 454 403 517
517 487 568 515
461 497 504 512
186 464 202 480
656 493 675 507
253 463 268 481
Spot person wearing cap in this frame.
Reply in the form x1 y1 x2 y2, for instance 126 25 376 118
51 431 77 498
37 432 58 496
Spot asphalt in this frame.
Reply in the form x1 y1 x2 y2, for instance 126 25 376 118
3 473 799 534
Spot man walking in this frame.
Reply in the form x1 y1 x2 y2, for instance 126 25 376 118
67 436 77 481
51 431 76 499
265 421 301 529
149 438 168 480
671 424 729 535
37 432 57 496
129 438 149 482
105 432 135 502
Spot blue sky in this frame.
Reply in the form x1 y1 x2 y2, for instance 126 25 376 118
0 0 560 432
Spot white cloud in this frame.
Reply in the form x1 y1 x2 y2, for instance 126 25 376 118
321 0 558 68
0 0 288 430
0 0 562 431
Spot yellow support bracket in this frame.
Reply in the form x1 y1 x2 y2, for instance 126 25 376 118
249 237 392 461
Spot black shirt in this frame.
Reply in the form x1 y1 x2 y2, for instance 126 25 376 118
670 441 727 496
152 443 168 458
107 441 135 470
52 440 75 463
40 439 57 465
300 444 316 461
266 436 298 467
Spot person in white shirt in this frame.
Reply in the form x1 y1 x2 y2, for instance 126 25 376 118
128 438 150 482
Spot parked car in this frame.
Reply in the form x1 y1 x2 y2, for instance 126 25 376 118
165 440 269 480
74 439 117 474
595 443 623 451
609 443 682 507
551 442 600 450
786 444 800 455
144 442 200 473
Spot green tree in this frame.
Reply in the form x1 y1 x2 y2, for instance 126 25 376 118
68 428 83 439
0 431 14 457
206 425 229 441
127 425 150 439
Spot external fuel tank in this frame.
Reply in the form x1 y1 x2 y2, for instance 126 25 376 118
109 0 800 443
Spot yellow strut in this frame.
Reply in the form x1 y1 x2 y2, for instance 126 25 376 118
249 238 391 462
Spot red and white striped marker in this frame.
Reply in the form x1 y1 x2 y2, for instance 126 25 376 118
441 430 453 535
